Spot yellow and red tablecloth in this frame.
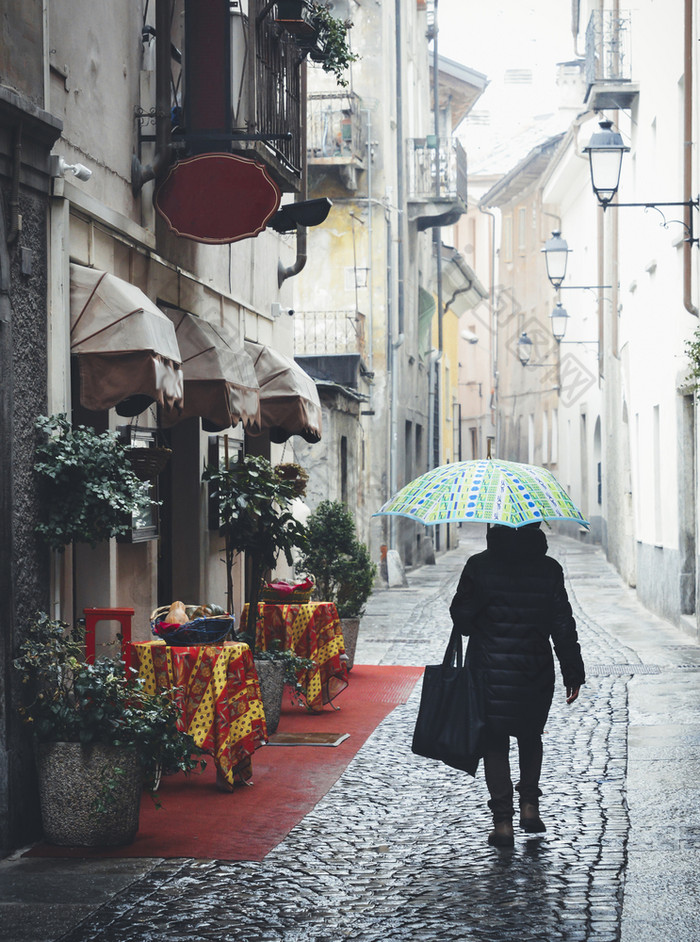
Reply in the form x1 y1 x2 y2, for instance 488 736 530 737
132 640 267 788
241 602 348 711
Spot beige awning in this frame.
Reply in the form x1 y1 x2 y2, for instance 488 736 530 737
160 309 261 432
244 341 322 444
70 264 184 417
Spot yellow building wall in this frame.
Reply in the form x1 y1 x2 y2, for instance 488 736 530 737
431 302 462 465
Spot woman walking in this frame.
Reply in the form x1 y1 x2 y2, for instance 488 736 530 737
450 522 585 847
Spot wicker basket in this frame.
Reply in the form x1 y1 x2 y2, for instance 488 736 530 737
260 584 314 604
151 605 234 645
126 446 173 481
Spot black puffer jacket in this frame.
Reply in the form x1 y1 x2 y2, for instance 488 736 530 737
449 526 585 737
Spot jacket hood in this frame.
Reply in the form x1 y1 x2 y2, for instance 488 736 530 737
486 524 548 559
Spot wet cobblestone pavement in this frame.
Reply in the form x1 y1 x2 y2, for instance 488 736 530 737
53 532 651 942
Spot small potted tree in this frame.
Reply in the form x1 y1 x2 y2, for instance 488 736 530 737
14 613 202 846
298 500 376 670
202 454 309 731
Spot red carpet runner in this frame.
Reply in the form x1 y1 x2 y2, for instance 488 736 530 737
26 664 423 862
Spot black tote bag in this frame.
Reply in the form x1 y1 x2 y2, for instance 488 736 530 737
411 627 485 776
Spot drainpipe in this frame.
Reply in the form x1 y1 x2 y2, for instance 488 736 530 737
279 63 308 285
6 122 22 245
684 0 698 316
479 204 498 453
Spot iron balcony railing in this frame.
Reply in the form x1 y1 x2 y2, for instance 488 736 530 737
407 136 467 204
585 9 632 88
307 92 366 164
295 309 366 358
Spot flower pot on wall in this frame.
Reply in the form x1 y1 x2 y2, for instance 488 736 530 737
36 742 142 846
254 658 286 735
340 616 360 671
275 1 317 38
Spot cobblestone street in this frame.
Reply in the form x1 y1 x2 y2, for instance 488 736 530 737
4 531 700 942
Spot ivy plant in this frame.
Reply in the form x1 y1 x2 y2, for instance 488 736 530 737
685 327 700 387
306 3 359 87
34 414 155 551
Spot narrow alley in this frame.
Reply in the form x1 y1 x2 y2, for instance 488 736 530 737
2 530 699 942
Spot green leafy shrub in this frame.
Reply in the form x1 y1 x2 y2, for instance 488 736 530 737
34 414 155 551
298 500 376 617
14 612 204 789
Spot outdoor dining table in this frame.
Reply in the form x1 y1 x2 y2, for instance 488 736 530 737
132 639 267 790
240 601 348 711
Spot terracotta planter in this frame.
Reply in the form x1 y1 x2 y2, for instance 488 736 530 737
35 742 142 847
254 658 286 735
340 616 361 671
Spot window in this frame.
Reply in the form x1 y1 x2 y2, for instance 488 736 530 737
518 207 527 253
502 216 513 262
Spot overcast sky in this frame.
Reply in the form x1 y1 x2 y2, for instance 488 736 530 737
435 1 577 174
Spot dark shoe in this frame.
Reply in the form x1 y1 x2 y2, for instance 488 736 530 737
519 802 546 833
488 820 514 847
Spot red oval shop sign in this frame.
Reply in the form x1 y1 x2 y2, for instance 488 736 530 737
154 153 282 245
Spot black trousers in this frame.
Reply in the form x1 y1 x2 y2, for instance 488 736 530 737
483 730 543 822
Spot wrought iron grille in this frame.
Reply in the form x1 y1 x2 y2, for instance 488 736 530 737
407 137 467 204
585 9 632 88
307 92 365 162
254 4 303 177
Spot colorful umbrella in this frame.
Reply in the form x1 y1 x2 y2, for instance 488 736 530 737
374 459 589 529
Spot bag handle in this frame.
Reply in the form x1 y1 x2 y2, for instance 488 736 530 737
442 626 464 669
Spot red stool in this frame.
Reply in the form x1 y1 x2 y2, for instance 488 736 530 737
83 607 135 672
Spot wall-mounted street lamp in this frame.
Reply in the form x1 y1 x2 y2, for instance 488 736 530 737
550 302 570 341
583 119 699 245
541 231 571 288
517 331 533 365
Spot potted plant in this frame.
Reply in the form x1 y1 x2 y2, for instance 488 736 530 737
202 455 309 728
296 3 359 88
14 613 202 846
298 500 376 670
33 414 156 551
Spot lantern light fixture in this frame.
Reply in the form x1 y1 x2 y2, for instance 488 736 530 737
542 230 571 288
550 302 570 341
583 119 699 245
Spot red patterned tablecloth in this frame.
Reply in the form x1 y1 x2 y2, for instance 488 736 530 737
133 640 267 788
241 602 348 711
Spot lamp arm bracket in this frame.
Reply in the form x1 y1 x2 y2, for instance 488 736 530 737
606 199 699 246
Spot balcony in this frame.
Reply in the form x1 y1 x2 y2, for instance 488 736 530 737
407 136 468 231
584 9 639 110
294 308 366 359
307 92 366 191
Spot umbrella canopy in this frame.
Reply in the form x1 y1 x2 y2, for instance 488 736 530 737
374 459 589 529
160 309 260 432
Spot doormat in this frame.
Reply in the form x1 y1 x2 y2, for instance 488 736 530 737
268 731 350 746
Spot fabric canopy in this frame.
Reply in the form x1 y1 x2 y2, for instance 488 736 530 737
160 309 261 432
244 341 322 444
70 264 184 417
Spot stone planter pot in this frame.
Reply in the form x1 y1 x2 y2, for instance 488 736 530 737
340 616 361 671
35 742 142 847
254 658 286 735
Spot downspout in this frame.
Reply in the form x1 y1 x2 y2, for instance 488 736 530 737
479 205 498 453
684 0 698 316
394 0 405 337
279 62 308 285
6 122 22 245
432 1 443 472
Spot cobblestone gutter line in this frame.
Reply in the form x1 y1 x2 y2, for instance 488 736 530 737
59 539 633 942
